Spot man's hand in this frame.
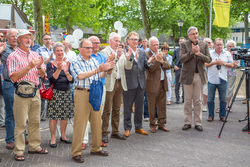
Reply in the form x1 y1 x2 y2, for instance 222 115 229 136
29 57 43 69
98 61 115 72
117 47 124 59
192 44 200 55
0 42 6 54
148 55 155 64
107 52 116 62
156 52 163 63
174 65 179 71
125 48 132 60
216 59 224 66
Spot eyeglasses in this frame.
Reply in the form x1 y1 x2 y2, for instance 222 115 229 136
205 41 211 44
129 38 139 41
189 32 198 36
92 42 100 45
215 44 223 46
81 47 93 50
43 38 51 40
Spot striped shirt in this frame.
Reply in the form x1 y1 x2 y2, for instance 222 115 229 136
7 48 46 86
70 54 100 89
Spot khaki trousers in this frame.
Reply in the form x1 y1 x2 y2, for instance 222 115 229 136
147 81 167 128
13 90 41 154
102 80 123 135
183 73 203 125
71 89 102 157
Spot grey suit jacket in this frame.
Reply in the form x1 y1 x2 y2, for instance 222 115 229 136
124 49 151 90
179 40 212 85
172 48 182 69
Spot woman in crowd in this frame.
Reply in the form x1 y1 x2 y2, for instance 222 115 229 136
161 44 172 105
46 42 74 148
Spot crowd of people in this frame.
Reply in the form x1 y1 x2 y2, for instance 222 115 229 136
0 26 249 163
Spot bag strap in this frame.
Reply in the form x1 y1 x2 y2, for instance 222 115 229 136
50 62 55 87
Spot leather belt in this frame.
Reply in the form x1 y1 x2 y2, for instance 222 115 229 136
116 79 121 82
160 80 164 82
75 87 90 92
4 79 11 82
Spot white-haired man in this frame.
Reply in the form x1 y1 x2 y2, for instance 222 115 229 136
62 40 76 63
101 32 133 143
145 36 171 133
180 27 212 131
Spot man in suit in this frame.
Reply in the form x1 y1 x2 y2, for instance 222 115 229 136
145 36 171 133
179 26 212 131
123 31 154 137
101 32 133 143
172 37 186 104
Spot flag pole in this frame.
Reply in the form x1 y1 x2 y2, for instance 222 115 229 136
209 0 212 39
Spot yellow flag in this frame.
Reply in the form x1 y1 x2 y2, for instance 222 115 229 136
213 0 231 27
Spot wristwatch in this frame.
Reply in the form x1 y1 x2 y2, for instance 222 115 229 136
224 63 226 66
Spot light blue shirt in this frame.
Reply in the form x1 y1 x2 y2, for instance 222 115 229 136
91 52 107 85
140 47 149 52
166 54 172 74
151 50 164 80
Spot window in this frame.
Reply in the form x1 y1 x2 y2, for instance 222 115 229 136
236 37 238 41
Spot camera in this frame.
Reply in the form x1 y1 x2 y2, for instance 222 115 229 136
216 65 221 70
231 48 250 60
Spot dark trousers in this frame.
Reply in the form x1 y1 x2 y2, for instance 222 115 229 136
175 69 184 101
123 86 144 130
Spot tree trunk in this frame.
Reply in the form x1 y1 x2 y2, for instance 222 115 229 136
140 0 151 39
244 11 249 44
66 16 71 35
33 0 43 45
202 2 209 37
173 27 176 48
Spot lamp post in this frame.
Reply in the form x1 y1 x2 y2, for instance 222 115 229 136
177 19 184 37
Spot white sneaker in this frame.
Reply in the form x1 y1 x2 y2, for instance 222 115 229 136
192 105 194 110
202 106 207 112
144 118 149 122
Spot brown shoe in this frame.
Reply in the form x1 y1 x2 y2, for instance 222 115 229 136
207 117 214 122
135 129 149 135
90 150 109 156
124 130 130 137
82 143 86 150
243 100 247 104
220 117 227 122
182 124 191 130
195 125 203 131
6 142 15 149
102 135 108 143
72 155 84 163
101 142 107 147
158 126 170 132
25 138 29 145
150 127 156 133
111 133 126 140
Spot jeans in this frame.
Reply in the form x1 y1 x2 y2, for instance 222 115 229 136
0 95 5 126
2 81 15 143
207 79 227 118
39 78 49 116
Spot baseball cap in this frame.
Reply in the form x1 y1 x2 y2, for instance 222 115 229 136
17 29 32 38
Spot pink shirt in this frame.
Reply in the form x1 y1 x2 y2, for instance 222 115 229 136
7 48 46 86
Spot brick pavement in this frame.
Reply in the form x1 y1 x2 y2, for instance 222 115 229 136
0 94 249 167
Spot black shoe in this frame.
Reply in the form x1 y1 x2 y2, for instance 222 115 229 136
182 124 191 130
40 117 46 121
111 133 126 140
182 99 184 103
242 123 250 132
102 135 109 143
176 100 180 104
60 137 72 144
49 141 57 148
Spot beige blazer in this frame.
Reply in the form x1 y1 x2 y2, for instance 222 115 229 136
100 46 133 92
179 40 212 85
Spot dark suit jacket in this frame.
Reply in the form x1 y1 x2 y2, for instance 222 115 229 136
172 48 182 69
124 49 151 90
179 40 212 85
145 50 171 93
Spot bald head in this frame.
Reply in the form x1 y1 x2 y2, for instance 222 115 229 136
63 40 70 50
7 28 18 48
89 36 101 54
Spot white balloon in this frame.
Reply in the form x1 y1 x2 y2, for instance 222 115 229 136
114 21 123 30
65 35 75 44
72 39 79 49
73 29 83 39
118 28 127 37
